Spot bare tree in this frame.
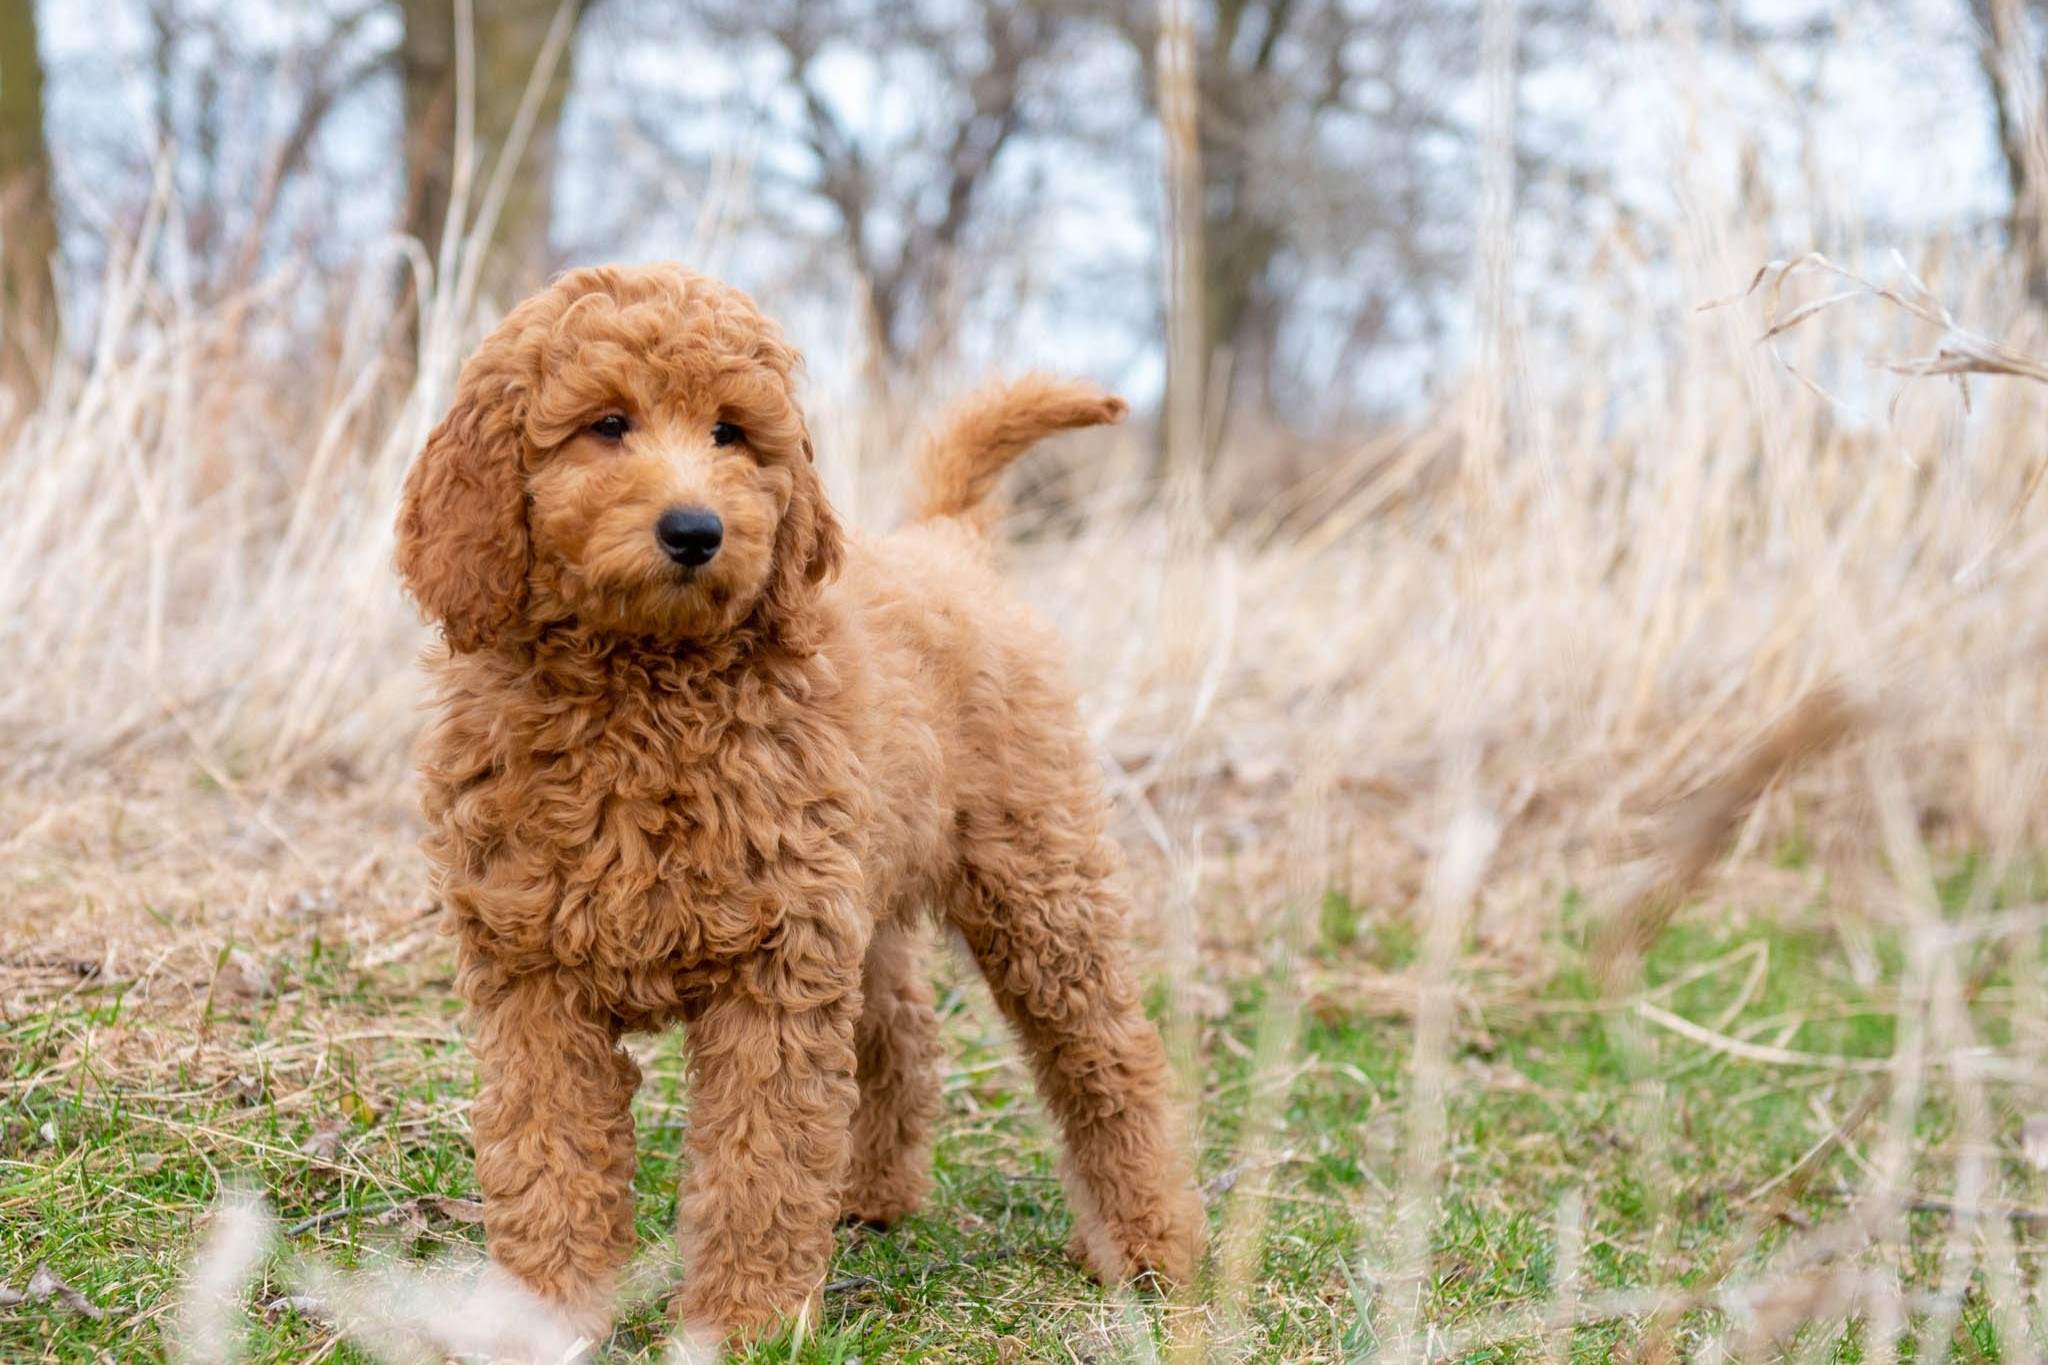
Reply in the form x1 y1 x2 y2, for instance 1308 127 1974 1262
604 0 1500 428
400 0 588 298
0 0 56 400
88 1 397 307
224 4 392 296
1967 0 2048 304
670 0 1080 377
1106 0 1482 436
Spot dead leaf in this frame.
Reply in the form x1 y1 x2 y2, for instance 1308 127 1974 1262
262 1293 329 1323
299 1117 347 1161
429 1195 486 1224
1460 1058 1535 1091
20 1264 106 1320
374 1201 430 1249
217 948 276 1000
1202 1160 1250 1201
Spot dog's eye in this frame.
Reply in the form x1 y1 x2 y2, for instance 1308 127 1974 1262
710 422 743 448
589 414 630 441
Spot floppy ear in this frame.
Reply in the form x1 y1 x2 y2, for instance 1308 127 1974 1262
394 366 532 653
757 428 845 646
792 430 845 588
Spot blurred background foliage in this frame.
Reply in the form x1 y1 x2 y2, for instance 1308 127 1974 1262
0 0 2034 440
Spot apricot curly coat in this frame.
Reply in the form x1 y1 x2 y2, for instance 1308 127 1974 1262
393 264 1205 1345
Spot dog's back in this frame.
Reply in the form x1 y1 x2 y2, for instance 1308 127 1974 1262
823 379 1128 914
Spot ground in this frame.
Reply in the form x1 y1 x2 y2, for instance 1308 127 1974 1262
3 781 2033 1364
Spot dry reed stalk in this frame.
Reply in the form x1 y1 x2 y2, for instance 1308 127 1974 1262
1203 768 1331 1359
1149 4 1244 1360
1379 791 1499 1364
170 1190 273 1365
1156 0 1206 486
1592 683 1865 983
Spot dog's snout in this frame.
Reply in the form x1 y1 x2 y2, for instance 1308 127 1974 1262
655 506 724 567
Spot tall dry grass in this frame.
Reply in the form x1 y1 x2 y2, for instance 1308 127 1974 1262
8 101 2047 926
8 3 2048 1357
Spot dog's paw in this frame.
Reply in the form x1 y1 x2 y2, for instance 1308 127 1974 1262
1064 1201 1205 1290
838 1207 899 1231
667 1320 725 1364
668 1284 818 1357
836 1171 930 1230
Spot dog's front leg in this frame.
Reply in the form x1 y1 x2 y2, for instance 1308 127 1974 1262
468 965 641 1342
672 925 865 1345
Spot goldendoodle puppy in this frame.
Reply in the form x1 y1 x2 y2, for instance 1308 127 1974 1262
393 263 1204 1346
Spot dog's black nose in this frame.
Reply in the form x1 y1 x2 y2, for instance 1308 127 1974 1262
655 506 723 567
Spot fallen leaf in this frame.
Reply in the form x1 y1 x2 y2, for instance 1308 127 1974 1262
1460 1058 1535 1091
1202 1160 1250 1201
299 1117 347 1161
262 1293 329 1323
217 948 275 1000
372 1200 431 1247
21 1264 106 1320
430 1195 486 1224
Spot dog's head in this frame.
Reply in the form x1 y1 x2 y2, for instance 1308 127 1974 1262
395 264 843 653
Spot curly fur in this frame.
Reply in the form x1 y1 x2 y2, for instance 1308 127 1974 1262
394 264 1205 1346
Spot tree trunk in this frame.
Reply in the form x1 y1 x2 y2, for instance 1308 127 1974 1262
400 0 457 271
400 0 583 309
0 0 57 405
1973 0 2048 306
1199 151 1283 437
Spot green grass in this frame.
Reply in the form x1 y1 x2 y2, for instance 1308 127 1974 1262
4 889 2043 1362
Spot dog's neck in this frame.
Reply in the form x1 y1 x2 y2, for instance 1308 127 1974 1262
510 603 828 695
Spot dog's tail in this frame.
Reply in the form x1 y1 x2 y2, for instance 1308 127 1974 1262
908 375 1128 533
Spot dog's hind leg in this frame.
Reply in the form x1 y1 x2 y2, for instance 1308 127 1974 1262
946 831 1205 1287
841 916 942 1227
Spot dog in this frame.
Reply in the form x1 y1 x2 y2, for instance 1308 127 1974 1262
393 263 1204 1346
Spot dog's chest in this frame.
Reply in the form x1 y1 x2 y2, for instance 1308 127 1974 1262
427 668 867 974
